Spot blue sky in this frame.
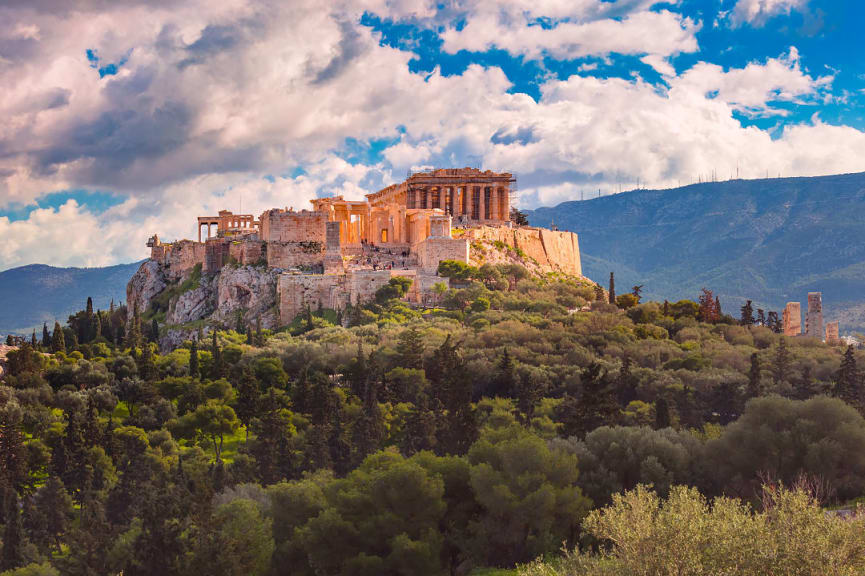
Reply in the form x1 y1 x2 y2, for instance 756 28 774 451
1 0 864 268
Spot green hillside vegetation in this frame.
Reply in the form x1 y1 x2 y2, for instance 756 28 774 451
2 262 865 575
527 172 865 332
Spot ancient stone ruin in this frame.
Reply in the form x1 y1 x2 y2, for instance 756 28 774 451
133 168 582 329
806 292 824 340
782 302 802 337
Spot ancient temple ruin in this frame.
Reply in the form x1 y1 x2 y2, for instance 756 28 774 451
144 168 581 324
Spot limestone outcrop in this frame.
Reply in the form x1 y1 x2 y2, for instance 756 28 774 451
127 257 280 350
126 260 167 320
213 266 279 329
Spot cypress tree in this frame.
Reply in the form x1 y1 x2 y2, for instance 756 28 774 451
794 364 813 400
150 318 159 343
835 345 861 410
42 323 50 348
396 325 424 369
51 321 65 353
654 397 671 429
401 394 437 456
210 330 224 379
663 299 670 317
616 355 637 407
95 313 103 340
189 340 200 380
747 352 762 398
1 491 23 571
740 300 755 326
255 316 263 346
608 272 616 305
236 366 260 442
715 296 722 318
515 372 543 426
492 347 518 398
138 343 156 381
772 337 791 386
30 330 37 348
352 379 384 466
557 362 619 438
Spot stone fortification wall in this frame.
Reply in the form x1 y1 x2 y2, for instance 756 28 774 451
154 240 207 281
416 237 470 273
267 242 325 270
277 269 449 321
260 209 328 243
463 226 581 276
229 240 264 266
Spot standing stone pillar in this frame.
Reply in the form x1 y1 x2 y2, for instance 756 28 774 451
439 187 447 211
491 187 500 222
479 187 487 222
324 221 344 274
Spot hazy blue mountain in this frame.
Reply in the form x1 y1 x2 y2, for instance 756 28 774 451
0 262 142 335
526 172 865 334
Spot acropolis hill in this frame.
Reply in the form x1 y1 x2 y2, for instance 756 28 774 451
128 168 583 340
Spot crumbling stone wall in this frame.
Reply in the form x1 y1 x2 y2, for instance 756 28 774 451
277 269 448 321
783 302 802 336
826 321 840 345
806 292 824 340
266 242 325 270
260 209 328 243
416 237 470 273
153 240 207 281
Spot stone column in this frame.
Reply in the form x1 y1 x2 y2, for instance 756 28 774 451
439 187 446 211
479 187 487 222
501 187 510 221
491 187 500 222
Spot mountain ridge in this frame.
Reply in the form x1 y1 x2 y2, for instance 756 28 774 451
526 171 865 333
0 261 143 335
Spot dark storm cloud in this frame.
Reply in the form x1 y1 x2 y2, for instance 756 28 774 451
312 19 367 84
178 24 241 68
490 126 537 146
33 99 192 177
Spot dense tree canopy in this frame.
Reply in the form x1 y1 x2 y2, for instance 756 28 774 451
0 267 862 574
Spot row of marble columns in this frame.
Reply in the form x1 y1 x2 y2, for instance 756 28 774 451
198 222 219 243
408 185 508 220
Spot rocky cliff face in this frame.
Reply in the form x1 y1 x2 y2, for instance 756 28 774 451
126 260 167 320
127 260 279 349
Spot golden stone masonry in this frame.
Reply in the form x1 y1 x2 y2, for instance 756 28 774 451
145 168 582 322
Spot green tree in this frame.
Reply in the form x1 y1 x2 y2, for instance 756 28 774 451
173 400 240 462
510 207 529 226
396 326 424 370
188 340 200 380
194 499 274 576
707 396 865 501
467 426 591 566
740 299 755 326
558 362 619 438
608 272 616 305
771 337 791 387
51 321 65 354
235 366 260 442
299 451 446 576
654 397 671 429
834 345 861 410
747 352 763 398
